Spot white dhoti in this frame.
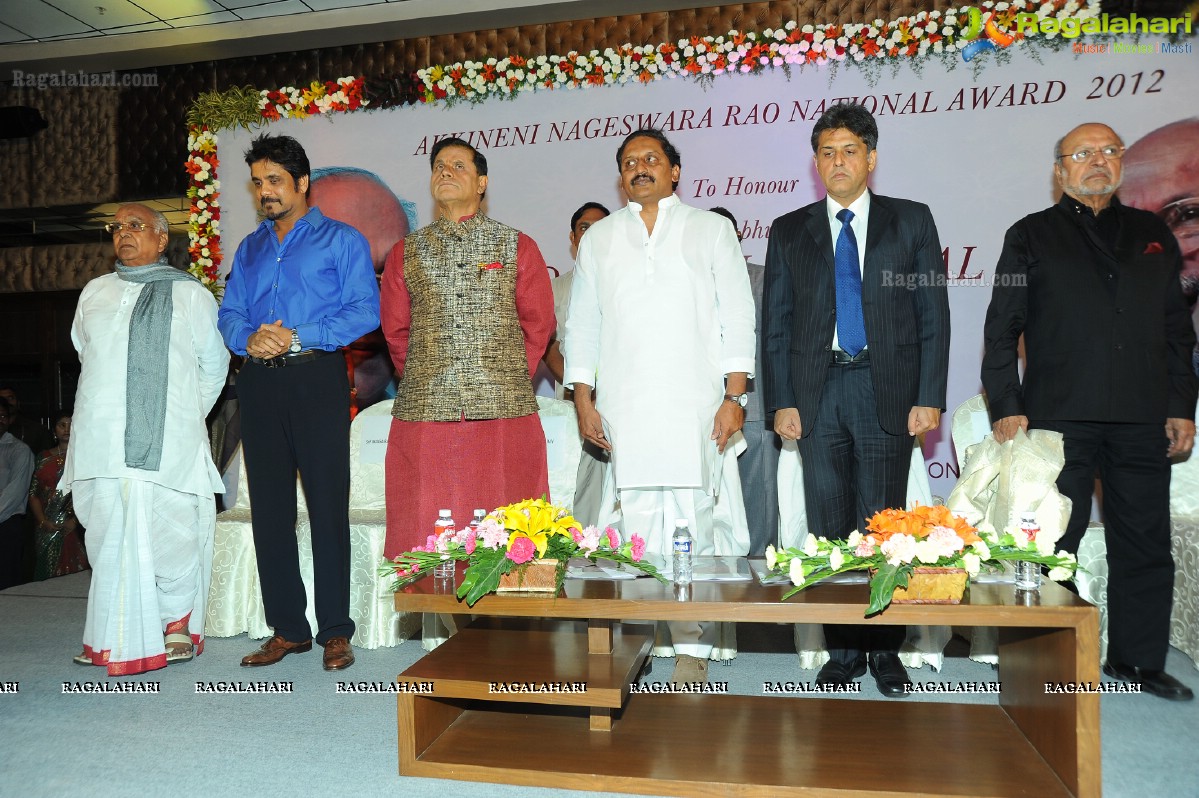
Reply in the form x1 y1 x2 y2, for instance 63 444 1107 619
74 478 215 676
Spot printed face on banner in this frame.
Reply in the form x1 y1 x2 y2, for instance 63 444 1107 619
251 159 309 224
1122 119 1199 303
813 128 876 207
619 136 679 206
1054 123 1124 200
430 145 487 212
309 170 410 273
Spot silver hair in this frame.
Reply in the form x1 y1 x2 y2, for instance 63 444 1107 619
118 204 169 234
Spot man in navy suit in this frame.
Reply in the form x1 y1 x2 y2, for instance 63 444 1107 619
761 102 950 696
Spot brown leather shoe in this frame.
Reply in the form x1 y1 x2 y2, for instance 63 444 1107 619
322 636 355 671
240 635 312 667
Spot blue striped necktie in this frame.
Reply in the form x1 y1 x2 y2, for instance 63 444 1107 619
834 208 866 357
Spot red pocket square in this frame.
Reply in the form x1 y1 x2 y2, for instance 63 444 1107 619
1143 242 1164 254
479 261 503 270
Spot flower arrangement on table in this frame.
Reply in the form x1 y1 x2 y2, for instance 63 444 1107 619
765 504 1077 616
382 497 666 606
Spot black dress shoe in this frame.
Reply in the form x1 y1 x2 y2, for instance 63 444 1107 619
816 655 867 687
1103 661 1194 701
869 652 912 698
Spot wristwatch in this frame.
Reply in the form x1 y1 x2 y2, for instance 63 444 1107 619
289 330 302 354
724 393 748 408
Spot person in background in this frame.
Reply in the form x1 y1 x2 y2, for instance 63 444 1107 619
0 397 35 590
29 411 88 579
0 386 54 455
544 201 610 525
710 206 781 557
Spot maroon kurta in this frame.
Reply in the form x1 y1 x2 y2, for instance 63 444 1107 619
381 226 554 556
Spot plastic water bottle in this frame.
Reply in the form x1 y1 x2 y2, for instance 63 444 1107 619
1014 512 1041 591
434 509 456 579
470 509 487 529
672 520 693 585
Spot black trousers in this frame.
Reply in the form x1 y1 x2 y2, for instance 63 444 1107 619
238 354 354 645
798 360 909 661
0 514 27 590
1033 420 1174 669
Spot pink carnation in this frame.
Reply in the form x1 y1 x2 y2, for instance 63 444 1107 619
927 526 965 555
605 527 620 549
630 534 647 561
570 527 583 543
880 533 918 566
506 536 536 564
854 536 877 558
464 535 476 554
477 518 509 550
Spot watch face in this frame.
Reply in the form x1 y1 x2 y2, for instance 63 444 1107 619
289 333 302 353
737 393 748 407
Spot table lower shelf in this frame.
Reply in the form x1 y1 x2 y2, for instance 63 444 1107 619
399 692 1072 797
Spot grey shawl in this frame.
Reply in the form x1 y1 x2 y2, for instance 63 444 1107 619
114 258 200 471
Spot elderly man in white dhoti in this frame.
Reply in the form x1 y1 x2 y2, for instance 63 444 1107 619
65 203 228 676
564 129 756 683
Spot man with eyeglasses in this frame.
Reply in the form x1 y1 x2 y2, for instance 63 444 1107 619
1122 118 1199 376
983 122 1197 700
564 128 755 684
65 203 228 674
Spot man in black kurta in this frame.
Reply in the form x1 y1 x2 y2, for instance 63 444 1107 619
982 122 1197 700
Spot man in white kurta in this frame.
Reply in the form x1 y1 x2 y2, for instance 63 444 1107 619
563 130 755 681
64 204 228 676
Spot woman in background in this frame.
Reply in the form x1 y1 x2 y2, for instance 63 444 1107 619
29 412 88 579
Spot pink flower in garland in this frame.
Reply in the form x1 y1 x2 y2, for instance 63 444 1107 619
630 534 647 562
506 536 536 564
464 535 476 554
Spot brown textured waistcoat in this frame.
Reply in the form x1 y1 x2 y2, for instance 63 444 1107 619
392 214 538 421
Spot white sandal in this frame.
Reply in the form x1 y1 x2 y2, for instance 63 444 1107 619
164 633 194 664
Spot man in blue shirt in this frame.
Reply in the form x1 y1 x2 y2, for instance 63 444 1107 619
218 134 379 672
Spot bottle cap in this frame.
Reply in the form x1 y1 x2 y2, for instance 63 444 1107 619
474 508 486 516
439 509 452 517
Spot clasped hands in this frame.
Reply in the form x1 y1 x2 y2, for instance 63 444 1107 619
246 320 294 359
773 406 941 440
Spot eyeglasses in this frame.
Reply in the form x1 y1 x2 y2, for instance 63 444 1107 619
622 153 664 171
1161 197 1199 240
104 221 153 234
1057 145 1124 164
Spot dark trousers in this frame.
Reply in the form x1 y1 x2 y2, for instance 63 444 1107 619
1033 420 1174 669
798 360 909 661
739 419 782 557
238 354 354 645
0 514 26 590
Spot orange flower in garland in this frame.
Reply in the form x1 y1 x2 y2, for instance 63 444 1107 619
866 505 981 546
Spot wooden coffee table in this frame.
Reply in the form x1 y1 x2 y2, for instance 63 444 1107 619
393 570 1099 797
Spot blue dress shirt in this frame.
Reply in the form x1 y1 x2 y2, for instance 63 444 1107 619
218 207 380 355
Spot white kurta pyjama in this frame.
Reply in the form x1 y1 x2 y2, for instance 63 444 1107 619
563 195 756 658
64 273 228 676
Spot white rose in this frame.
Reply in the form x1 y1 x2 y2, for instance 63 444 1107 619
847 530 863 546
765 545 777 570
1048 566 1072 582
829 548 845 570
963 552 981 576
802 535 819 557
915 540 942 564
972 541 991 561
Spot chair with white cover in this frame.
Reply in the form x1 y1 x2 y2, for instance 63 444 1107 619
1167 405 1199 669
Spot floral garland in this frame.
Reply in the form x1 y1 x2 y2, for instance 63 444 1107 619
185 3 1096 288
415 1 1094 102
